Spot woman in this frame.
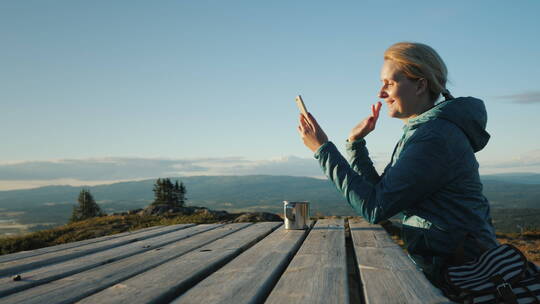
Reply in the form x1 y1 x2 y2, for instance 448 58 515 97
297 42 499 286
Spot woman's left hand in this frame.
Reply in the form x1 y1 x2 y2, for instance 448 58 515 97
297 113 329 152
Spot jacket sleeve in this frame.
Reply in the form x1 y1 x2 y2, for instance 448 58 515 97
314 133 450 224
345 138 381 185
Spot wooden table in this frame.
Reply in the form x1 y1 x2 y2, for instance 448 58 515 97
0 217 452 303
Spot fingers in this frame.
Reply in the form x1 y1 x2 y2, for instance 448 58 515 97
370 101 382 124
361 102 383 132
372 102 382 128
300 114 309 128
371 102 382 119
303 112 322 135
306 112 319 130
299 114 312 133
375 101 382 117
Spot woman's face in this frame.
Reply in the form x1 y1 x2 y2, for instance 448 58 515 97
379 60 423 120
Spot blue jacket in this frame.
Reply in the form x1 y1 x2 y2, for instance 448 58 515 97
314 97 498 267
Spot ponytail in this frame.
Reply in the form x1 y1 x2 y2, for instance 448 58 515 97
441 89 454 101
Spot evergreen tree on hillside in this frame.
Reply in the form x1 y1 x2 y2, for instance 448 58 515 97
175 180 186 207
70 189 105 222
152 178 186 207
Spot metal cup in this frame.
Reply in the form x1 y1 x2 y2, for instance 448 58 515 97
283 201 309 230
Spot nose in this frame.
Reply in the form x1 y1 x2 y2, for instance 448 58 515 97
378 86 388 99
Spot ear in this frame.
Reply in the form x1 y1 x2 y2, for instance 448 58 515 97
416 78 428 95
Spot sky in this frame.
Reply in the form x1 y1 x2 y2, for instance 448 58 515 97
1 0 539 190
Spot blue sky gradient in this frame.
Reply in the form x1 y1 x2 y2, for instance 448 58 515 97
1 1 539 189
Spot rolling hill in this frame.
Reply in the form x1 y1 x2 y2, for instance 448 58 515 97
0 174 539 235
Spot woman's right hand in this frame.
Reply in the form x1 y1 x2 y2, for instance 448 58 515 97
348 102 382 142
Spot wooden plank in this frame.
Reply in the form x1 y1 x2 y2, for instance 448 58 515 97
0 224 221 297
0 223 194 276
265 218 349 304
173 221 312 304
0 223 253 304
0 225 164 263
77 222 282 304
349 217 453 304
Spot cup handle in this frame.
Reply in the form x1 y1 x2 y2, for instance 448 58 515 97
285 205 295 221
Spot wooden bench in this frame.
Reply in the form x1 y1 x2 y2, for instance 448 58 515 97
0 217 452 303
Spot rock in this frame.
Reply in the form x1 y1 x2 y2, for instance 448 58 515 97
138 204 165 216
138 204 189 216
233 212 283 223
195 208 229 218
128 209 142 215
137 205 225 217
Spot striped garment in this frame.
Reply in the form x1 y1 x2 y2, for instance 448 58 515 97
444 244 540 304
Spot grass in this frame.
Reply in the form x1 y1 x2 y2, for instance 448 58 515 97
381 221 540 264
0 212 224 255
496 230 540 263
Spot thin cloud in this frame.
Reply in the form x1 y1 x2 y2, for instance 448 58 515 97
480 150 540 174
0 153 389 190
495 91 540 104
0 156 325 182
225 156 323 177
0 158 195 181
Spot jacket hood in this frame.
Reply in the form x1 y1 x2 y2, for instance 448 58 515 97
406 97 490 152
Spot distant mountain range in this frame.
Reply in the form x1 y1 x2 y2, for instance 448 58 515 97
0 174 539 235
482 173 540 185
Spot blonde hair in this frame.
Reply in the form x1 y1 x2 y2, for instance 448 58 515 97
384 42 453 102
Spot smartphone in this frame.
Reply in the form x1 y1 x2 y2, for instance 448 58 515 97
295 95 308 117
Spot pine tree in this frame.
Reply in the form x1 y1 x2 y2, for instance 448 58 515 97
163 179 174 205
171 180 179 207
152 178 165 205
177 181 186 207
152 178 186 207
70 189 104 222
